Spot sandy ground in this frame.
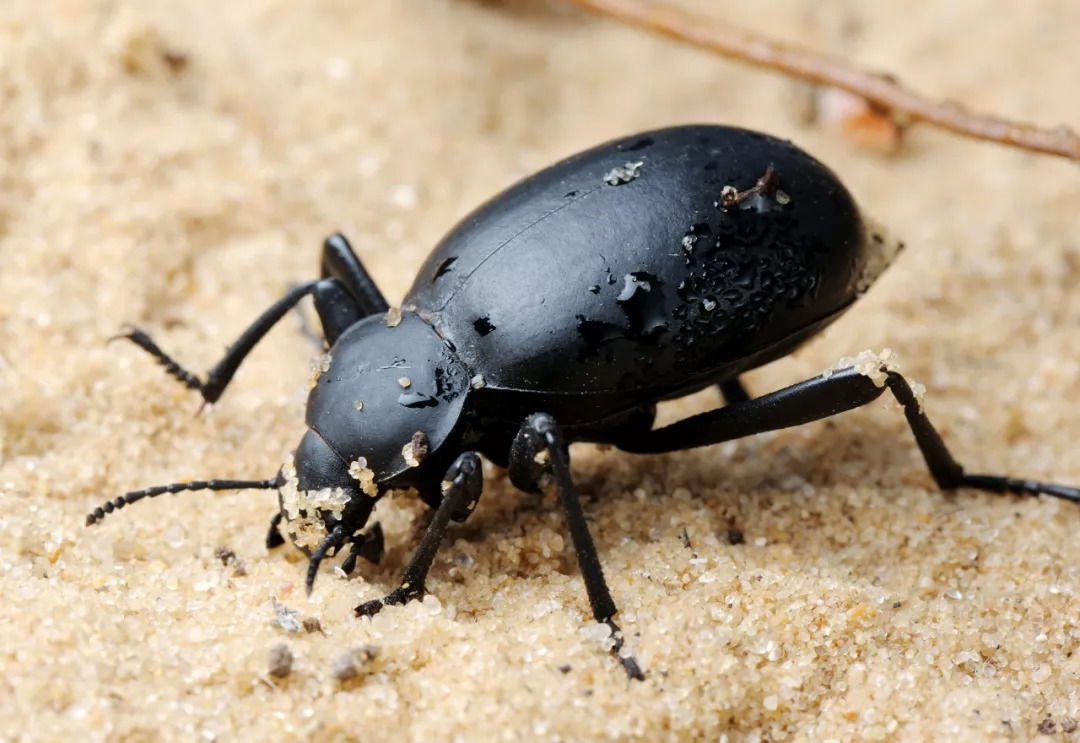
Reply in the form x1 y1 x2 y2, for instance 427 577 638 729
2 1 1079 741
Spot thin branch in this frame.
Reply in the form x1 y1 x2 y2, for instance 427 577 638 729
563 0 1080 162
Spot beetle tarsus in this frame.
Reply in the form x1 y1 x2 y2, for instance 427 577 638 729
355 584 423 619
340 548 359 577
956 475 1080 503
114 326 205 392
606 618 646 681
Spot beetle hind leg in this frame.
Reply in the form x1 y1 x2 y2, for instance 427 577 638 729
509 413 645 681
620 366 1080 504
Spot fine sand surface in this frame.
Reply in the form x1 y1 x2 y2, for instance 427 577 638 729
2 1 1079 741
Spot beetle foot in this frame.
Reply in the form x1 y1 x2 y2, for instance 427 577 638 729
112 325 207 395
354 583 424 619
605 618 645 681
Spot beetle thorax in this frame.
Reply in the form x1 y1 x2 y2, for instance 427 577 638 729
300 310 473 488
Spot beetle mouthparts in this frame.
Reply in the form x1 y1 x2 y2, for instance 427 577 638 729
305 524 348 595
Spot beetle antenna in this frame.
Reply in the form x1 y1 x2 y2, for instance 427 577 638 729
306 524 348 596
86 474 285 526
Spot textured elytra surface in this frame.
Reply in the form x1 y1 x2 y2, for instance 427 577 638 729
1 1 1079 742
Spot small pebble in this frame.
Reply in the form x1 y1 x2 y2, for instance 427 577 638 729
268 643 293 678
272 600 302 634
213 546 236 566
332 645 380 682
603 161 643 185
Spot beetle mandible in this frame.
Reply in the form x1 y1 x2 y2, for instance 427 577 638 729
87 125 1080 679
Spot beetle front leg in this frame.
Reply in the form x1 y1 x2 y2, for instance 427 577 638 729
355 453 483 618
620 366 1080 504
341 522 385 574
266 511 286 549
509 413 645 681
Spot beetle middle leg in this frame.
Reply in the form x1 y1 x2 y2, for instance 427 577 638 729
116 277 365 405
718 377 752 405
508 413 645 681
355 453 483 618
619 366 1080 503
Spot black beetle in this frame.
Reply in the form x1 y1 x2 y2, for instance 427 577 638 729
88 124 1079 679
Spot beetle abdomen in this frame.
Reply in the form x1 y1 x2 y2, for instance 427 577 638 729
406 125 873 398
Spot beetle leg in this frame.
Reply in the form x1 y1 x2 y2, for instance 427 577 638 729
355 453 482 619
341 522 385 574
286 281 326 350
266 511 286 549
718 377 752 405
306 524 348 595
311 278 364 345
116 277 367 404
509 413 645 681
321 233 390 315
620 366 1080 504
293 275 370 348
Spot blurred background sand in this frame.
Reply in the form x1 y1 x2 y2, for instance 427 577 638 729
1 1 1079 740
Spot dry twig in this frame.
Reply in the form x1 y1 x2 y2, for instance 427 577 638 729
563 0 1080 162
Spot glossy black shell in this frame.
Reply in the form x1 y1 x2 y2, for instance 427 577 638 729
405 125 870 424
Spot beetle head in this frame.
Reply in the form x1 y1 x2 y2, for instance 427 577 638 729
280 311 473 591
